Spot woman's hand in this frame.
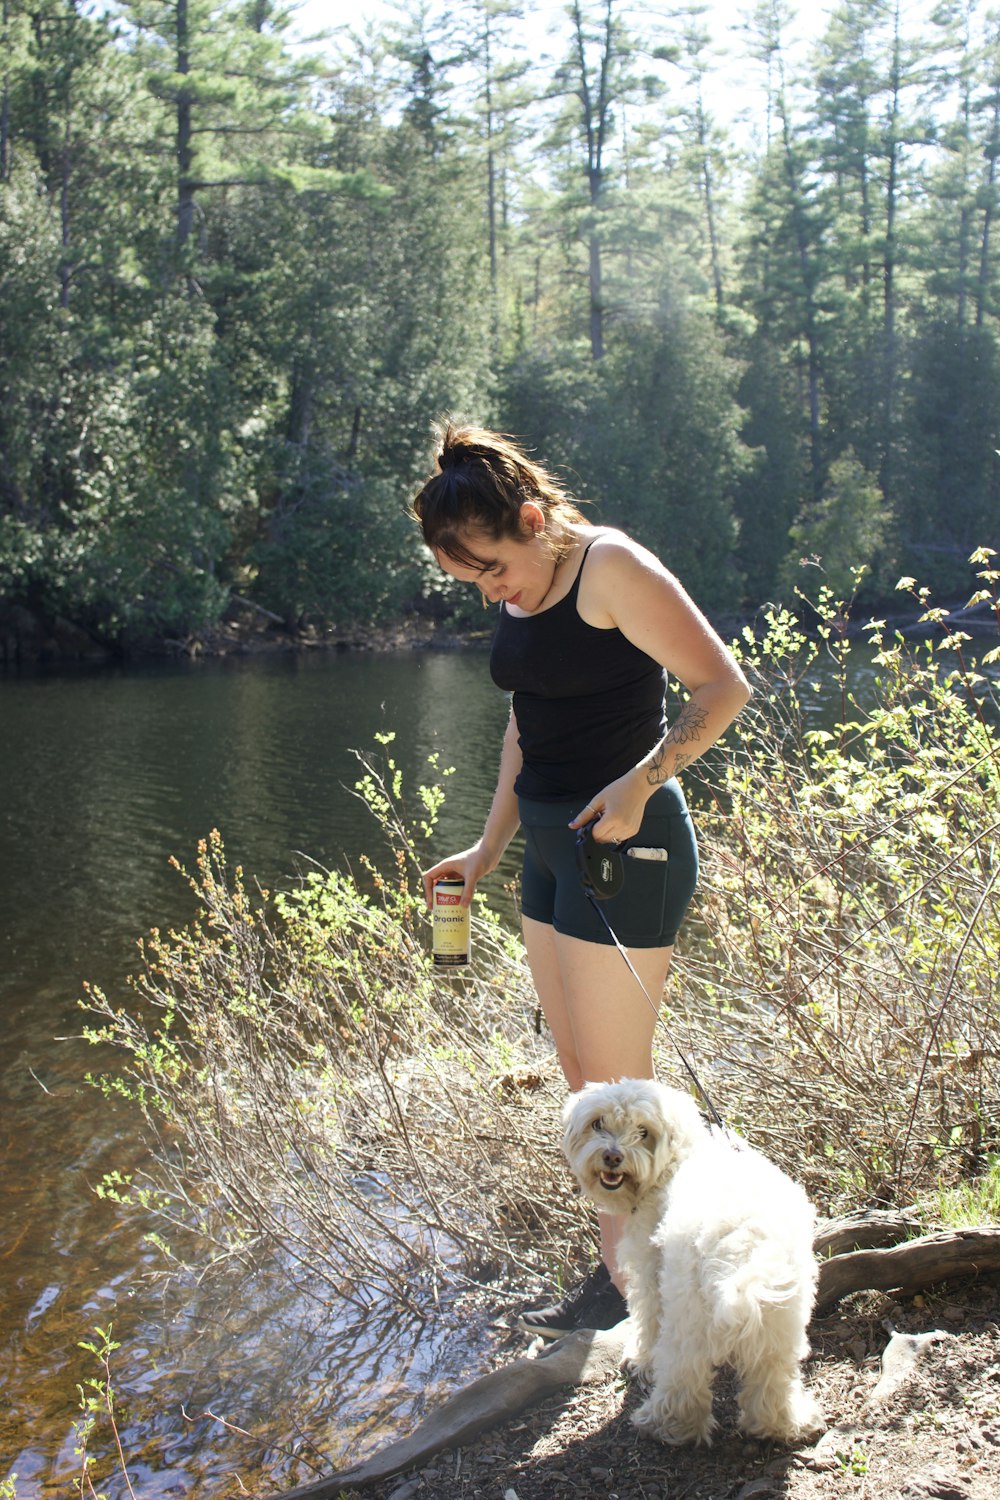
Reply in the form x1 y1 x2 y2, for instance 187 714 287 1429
422 708 522 910
421 843 496 908
566 767 650 844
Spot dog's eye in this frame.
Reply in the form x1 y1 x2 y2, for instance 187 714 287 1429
637 1127 652 1141
591 1118 603 1133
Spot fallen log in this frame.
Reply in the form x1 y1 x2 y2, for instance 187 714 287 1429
816 1224 1000 1313
814 1207 923 1258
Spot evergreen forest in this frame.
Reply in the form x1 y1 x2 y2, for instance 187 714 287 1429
1 0 998 652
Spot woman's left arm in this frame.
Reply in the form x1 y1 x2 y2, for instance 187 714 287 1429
569 536 752 841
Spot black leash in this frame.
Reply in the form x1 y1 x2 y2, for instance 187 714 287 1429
575 826 727 1133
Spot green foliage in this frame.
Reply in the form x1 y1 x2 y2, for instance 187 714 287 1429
732 333 806 603
782 448 889 599
678 551 1000 1209
581 303 749 610
250 466 420 630
498 302 749 611
897 322 1000 592
80 741 563 1306
835 1443 871 1478
45 296 244 642
73 1324 135 1500
935 1155 1000 1227
2 0 1000 644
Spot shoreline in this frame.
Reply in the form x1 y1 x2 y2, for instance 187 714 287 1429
0 594 995 670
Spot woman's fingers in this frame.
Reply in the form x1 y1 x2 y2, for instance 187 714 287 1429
421 851 484 906
567 799 602 830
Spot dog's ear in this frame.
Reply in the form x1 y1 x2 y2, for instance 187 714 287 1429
561 1087 592 1164
561 1089 584 1130
648 1083 705 1178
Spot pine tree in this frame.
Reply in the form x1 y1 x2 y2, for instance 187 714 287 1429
115 0 334 251
738 0 826 504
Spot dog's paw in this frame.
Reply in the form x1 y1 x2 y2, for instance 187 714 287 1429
631 1394 716 1447
620 1326 654 1385
623 1353 655 1386
740 1389 826 1446
788 1396 827 1446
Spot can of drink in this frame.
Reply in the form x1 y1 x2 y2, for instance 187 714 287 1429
432 878 471 967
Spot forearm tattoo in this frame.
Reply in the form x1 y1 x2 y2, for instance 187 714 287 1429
646 700 709 786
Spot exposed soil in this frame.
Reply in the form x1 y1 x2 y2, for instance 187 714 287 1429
364 1277 1000 1500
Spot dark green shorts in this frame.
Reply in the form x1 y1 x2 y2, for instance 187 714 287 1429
518 780 699 948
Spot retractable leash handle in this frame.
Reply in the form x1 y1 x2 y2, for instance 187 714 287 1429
574 824 625 898
574 825 729 1137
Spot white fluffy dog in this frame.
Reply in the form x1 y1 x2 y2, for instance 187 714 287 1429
562 1078 823 1447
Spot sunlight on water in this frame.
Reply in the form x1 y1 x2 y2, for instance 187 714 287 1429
0 649 512 1495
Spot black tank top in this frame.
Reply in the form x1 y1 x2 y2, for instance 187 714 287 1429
489 541 667 799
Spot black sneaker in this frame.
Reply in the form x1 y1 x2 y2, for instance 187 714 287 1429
517 1263 628 1340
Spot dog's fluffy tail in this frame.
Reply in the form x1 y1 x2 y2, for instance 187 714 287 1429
712 1243 811 1338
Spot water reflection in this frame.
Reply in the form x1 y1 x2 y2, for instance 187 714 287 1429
0 648 512 1496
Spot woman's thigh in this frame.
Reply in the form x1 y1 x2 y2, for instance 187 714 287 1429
522 915 673 1091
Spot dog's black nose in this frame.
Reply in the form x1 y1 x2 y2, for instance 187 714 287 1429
602 1148 623 1170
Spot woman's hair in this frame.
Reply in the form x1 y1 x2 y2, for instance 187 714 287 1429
411 423 586 568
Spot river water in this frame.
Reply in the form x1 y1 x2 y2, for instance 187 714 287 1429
0 648 515 1497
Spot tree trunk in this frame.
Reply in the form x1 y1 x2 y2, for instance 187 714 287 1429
588 205 604 361
976 85 1000 329
571 0 614 361
483 17 497 300
780 108 822 500
176 0 195 249
59 135 71 309
696 92 724 311
880 0 904 508
1 0 10 182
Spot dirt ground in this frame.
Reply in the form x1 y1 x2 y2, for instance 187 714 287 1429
363 1276 1000 1500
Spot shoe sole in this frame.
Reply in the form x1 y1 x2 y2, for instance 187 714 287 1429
516 1312 629 1340
516 1317 568 1340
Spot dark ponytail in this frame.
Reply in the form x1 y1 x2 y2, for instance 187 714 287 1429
412 423 586 567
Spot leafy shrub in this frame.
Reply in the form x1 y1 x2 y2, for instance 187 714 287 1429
676 549 1000 1211
81 739 576 1314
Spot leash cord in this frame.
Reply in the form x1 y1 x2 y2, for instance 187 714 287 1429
580 883 727 1133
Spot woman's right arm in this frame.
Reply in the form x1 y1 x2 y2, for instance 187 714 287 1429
421 707 522 907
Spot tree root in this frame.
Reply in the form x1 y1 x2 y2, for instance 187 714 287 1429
865 1329 954 1406
273 1324 629 1498
816 1224 1000 1313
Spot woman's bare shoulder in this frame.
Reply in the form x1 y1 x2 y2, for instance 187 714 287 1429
584 528 676 587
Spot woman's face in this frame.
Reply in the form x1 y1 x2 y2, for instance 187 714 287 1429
434 514 557 614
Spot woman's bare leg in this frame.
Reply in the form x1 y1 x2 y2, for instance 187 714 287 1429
521 915 673 1290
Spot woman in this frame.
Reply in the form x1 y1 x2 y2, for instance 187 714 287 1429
414 424 751 1338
